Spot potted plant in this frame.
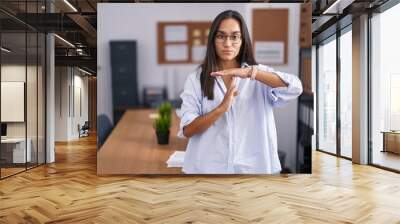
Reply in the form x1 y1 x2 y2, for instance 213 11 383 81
154 102 172 145
158 102 172 119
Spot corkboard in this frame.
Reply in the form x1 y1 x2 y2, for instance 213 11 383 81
157 22 212 64
252 9 288 64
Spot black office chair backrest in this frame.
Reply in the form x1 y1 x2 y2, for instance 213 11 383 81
82 121 90 129
97 115 113 150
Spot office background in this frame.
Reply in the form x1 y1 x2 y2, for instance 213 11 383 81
97 3 310 173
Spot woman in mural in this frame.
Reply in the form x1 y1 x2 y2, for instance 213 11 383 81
178 10 302 174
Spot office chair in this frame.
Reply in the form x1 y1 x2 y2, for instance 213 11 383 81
97 115 113 150
78 121 90 138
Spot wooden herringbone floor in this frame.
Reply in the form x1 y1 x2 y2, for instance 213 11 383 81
1 134 400 224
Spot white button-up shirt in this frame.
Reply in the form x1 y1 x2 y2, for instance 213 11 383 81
177 63 303 174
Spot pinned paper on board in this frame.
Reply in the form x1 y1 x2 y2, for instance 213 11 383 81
252 9 288 64
192 29 201 37
254 41 285 64
193 39 201 46
165 44 188 61
158 22 212 64
192 45 206 62
164 25 188 42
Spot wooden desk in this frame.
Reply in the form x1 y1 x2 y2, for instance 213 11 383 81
1 138 32 164
97 109 187 175
382 131 400 154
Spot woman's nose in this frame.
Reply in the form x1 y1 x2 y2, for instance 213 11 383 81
223 39 233 47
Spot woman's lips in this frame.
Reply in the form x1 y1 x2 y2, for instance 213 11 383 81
222 50 234 54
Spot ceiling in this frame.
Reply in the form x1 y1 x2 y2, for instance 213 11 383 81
0 0 100 73
5 0 392 73
311 0 391 43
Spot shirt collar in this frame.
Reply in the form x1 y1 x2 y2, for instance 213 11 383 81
215 76 227 93
241 62 250 68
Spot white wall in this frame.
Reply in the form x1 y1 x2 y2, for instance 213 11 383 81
55 67 89 141
98 3 301 171
1 65 27 139
55 67 68 141
1 64 46 163
1 65 39 134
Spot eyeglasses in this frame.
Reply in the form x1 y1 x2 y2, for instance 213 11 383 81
215 33 242 44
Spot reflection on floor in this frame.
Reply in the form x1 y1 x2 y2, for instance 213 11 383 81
372 150 400 171
341 147 352 159
0 162 45 179
0 167 25 178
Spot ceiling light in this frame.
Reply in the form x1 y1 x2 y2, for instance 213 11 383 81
54 34 75 48
78 67 93 76
63 0 78 12
322 0 354 15
1 47 11 53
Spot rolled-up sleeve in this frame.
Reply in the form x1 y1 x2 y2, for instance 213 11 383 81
177 72 202 138
257 64 303 107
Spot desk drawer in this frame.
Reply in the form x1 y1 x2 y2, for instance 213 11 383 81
1 140 32 164
13 147 31 163
384 133 400 154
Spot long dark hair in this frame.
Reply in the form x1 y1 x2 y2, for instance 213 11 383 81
200 10 257 100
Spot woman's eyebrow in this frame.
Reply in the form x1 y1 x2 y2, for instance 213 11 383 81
217 30 241 35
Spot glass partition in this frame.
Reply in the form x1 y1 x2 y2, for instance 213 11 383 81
27 30 38 169
317 36 337 155
371 3 400 171
1 31 28 177
0 1 46 179
339 28 352 158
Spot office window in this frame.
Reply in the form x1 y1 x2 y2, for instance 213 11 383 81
371 2 400 171
339 28 352 158
317 36 337 154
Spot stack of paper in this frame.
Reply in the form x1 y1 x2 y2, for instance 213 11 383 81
166 151 185 167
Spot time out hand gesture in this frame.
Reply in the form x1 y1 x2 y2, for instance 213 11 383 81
218 78 239 113
210 68 251 79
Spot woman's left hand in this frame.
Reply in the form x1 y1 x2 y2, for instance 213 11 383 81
210 68 251 79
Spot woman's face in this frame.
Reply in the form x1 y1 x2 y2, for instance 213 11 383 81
214 18 242 62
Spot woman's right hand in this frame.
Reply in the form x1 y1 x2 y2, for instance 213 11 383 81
182 78 238 138
219 78 238 113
